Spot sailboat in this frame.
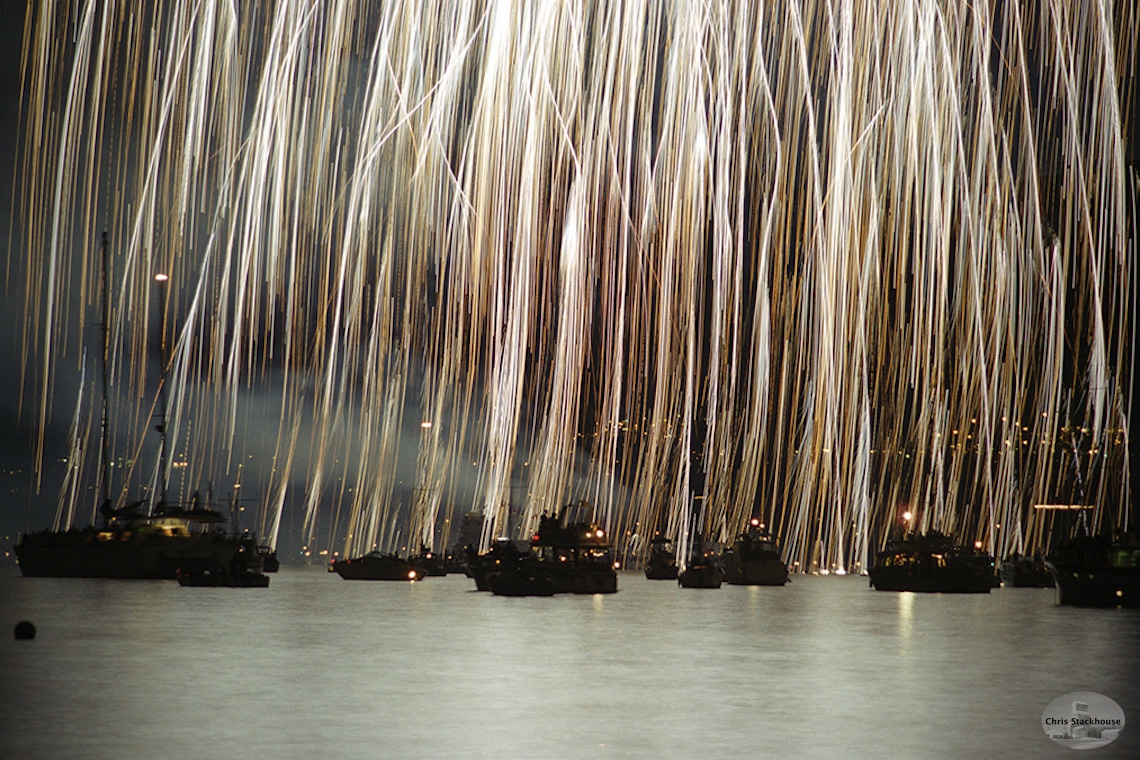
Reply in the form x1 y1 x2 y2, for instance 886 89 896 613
14 235 264 581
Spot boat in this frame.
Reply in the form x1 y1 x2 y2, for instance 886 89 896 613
678 555 724 588
177 561 270 588
1046 534 1139 607
677 537 724 589
644 534 679 580
409 544 447 576
258 545 281 573
721 519 789 586
465 539 528 591
178 569 270 587
442 550 466 575
329 552 426 581
448 510 488 575
486 504 618 596
484 565 557 596
868 531 994 593
15 505 267 579
999 553 1053 588
14 239 265 580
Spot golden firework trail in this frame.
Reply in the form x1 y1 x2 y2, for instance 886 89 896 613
11 0 1136 571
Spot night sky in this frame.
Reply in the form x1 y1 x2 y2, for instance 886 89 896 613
2 2 37 554
1 3 1137 563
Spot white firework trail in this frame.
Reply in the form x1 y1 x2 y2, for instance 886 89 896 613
10 0 1135 569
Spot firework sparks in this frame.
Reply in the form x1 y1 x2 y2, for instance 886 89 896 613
10 0 1135 569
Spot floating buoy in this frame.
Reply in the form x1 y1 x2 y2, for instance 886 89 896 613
14 621 36 640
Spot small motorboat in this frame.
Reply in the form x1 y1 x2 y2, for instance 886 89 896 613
409 545 448 576
678 537 723 589
177 567 270 588
999 553 1053 587
644 534 679 580
329 552 426 581
721 519 789 586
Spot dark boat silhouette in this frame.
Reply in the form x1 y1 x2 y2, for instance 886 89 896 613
644 534 679 580
465 539 528 591
409 544 448 576
721 519 789 586
14 239 265 580
16 506 267 579
258 546 281 572
448 510 487 575
177 564 270 588
486 504 618 596
677 537 724 589
999 553 1053 587
1046 534 1139 607
330 552 426 581
485 565 557 596
176 533 269 587
868 531 994 593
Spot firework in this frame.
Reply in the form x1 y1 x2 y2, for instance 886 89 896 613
11 0 1135 570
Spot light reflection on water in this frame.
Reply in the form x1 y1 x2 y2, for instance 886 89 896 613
897 590 914 640
0 568 1136 759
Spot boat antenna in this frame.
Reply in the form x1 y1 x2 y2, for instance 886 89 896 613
154 272 170 513
98 232 112 520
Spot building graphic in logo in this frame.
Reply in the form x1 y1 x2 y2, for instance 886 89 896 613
1042 692 1125 750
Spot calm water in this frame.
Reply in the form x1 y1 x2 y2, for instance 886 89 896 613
1 567 1136 759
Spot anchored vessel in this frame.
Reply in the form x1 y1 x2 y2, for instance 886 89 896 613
677 536 724 589
486 505 618 596
465 539 527 591
329 552 426 581
999 553 1053 587
1046 535 1139 607
258 545 281 573
177 559 270 588
14 237 265 582
721 520 789 586
644 534 679 580
409 544 448 576
16 503 266 580
869 531 994 593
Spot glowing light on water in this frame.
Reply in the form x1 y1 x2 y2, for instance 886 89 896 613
10 1 1135 571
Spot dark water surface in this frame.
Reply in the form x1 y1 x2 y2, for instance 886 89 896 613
1 567 1136 759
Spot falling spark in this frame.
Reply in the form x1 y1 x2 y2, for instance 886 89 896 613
9 0 1135 570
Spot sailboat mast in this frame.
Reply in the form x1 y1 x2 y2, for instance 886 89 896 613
98 232 112 512
684 235 712 564
154 272 170 512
